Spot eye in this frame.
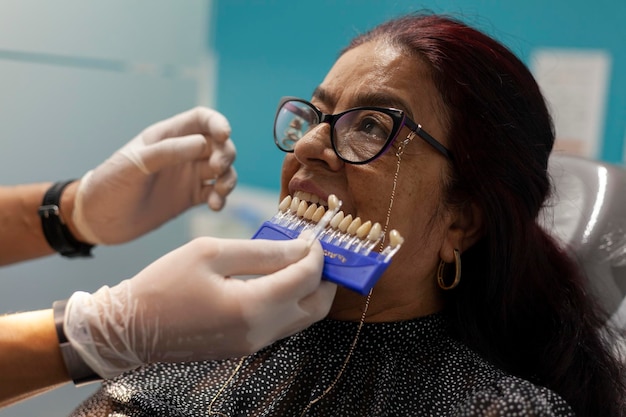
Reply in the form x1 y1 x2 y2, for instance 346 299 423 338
348 110 394 144
357 115 389 140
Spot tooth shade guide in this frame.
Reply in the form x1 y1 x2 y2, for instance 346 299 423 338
272 194 403 258
253 194 403 295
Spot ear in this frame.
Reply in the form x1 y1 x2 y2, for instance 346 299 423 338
439 201 483 262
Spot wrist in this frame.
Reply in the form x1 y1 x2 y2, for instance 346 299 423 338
58 180 90 244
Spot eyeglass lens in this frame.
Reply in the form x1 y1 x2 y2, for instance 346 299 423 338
275 100 397 163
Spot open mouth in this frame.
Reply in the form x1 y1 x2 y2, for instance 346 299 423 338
293 190 328 208
255 192 405 295
279 192 381 244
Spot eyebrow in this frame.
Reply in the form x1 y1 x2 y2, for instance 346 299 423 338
311 86 334 107
311 86 415 119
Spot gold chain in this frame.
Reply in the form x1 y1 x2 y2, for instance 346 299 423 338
205 290 372 417
380 133 408 250
207 356 246 416
298 290 372 416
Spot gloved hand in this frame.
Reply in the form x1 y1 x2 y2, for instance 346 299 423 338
72 107 237 245
63 234 336 379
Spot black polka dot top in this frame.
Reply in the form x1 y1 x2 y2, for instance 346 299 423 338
70 314 574 417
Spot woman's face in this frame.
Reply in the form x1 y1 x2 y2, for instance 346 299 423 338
280 40 470 321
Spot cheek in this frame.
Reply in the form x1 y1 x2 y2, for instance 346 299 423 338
345 165 389 219
385 169 444 243
279 155 299 197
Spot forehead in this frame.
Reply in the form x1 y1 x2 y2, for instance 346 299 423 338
316 41 444 130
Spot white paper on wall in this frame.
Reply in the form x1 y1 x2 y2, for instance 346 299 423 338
530 48 611 158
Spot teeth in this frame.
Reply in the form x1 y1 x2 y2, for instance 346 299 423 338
270 193 402 261
294 191 327 207
298 191 312 202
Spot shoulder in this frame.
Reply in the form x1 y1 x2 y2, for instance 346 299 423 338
454 376 574 417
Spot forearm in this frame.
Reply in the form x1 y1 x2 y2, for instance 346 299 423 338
0 309 70 408
0 181 84 265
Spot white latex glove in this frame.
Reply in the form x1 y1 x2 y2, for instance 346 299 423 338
72 107 237 244
63 234 337 379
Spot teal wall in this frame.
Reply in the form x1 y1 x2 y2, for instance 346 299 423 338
213 0 626 191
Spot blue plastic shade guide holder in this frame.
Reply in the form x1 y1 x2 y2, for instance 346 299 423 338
251 221 392 295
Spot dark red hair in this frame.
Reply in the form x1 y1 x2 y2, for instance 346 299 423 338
345 13 625 417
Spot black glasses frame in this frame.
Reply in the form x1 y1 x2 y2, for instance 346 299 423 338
274 96 452 164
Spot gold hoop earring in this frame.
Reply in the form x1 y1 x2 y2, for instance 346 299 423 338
437 249 461 290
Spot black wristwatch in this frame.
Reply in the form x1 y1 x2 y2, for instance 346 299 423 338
38 180 94 258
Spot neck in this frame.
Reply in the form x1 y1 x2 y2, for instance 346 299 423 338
326 280 443 322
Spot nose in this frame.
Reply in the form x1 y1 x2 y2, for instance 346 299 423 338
292 123 344 171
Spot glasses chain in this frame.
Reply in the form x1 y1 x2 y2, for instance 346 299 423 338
206 291 372 417
207 355 246 416
297 290 372 416
380 136 407 249
208 139 404 416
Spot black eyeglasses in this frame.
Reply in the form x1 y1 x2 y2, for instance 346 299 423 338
273 96 451 164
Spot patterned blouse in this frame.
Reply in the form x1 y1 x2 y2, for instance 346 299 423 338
70 314 574 417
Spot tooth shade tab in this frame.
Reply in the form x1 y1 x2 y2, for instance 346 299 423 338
304 203 318 220
346 217 362 235
289 196 300 213
330 211 344 228
279 196 291 212
367 222 382 241
297 200 308 217
356 220 372 239
338 214 353 232
327 194 339 210
389 229 404 247
312 206 325 222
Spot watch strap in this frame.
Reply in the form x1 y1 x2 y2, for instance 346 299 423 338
53 299 102 385
38 180 94 258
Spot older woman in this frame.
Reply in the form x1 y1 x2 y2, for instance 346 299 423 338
71 13 625 417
